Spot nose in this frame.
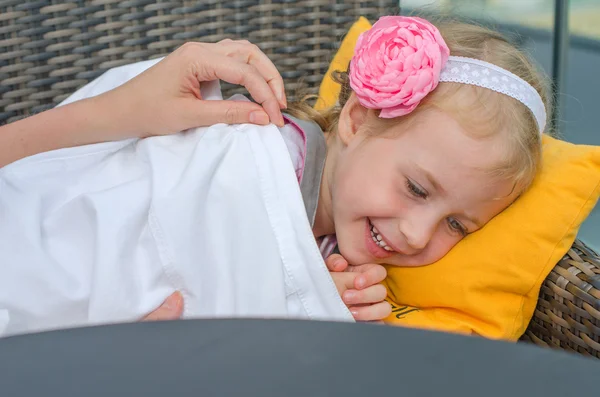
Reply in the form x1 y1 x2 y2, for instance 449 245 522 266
398 215 437 252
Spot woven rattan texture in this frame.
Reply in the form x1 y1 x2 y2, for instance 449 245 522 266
0 0 399 123
522 240 600 358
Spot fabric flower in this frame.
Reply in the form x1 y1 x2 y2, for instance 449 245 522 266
349 16 450 118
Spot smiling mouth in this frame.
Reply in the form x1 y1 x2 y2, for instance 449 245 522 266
368 219 396 253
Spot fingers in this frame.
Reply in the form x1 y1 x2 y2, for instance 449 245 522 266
342 283 387 305
186 99 271 127
349 301 392 322
241 44 287 108
325 253 349 272
142 291 184 322
226 62 285 127
216 40 287 108
349 263 387 290
193 52 284 127
330 271 361 295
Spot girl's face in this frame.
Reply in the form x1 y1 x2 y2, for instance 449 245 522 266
324 100 518 267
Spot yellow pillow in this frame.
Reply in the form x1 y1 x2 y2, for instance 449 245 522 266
314 16 372 111
317 18 600 341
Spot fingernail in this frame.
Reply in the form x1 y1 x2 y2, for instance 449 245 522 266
356 277 366 289
280 90 287 108
250 111 269 125
273 82 286 107
344 291 356 303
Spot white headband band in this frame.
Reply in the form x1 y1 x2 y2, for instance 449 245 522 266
440 56 547 134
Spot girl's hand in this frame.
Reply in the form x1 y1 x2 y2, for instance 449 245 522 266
325 254 392 322
142 254 393 323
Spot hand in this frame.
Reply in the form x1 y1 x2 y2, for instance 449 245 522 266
142 291 184 321
103 39 287 137
141 251 394 323
325 254 392 322
0 39 287 168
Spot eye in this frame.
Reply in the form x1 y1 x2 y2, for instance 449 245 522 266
447 217 467 237
406 179 428 199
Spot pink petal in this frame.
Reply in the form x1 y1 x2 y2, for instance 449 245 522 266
412 70 433 92
400 46 415 58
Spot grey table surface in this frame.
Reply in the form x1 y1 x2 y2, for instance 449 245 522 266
0 318 598 397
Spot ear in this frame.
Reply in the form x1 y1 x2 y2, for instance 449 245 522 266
337 94 369 146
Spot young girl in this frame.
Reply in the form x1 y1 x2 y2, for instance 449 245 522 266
0 15 549 336
302 15 549 268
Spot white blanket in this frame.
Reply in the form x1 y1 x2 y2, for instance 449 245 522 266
0 60 353 336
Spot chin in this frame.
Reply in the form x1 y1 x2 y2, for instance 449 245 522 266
337 246 369 266
335 239 370 266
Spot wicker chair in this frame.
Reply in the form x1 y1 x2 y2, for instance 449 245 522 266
1 0 599 357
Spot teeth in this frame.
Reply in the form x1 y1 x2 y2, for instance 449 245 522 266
369 222 393 252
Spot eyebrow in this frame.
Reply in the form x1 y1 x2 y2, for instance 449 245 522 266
413 163 446 195
412 163 483 229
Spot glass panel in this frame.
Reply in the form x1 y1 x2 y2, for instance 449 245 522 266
563 0 600 250
399 0 555 28
399 1 555 79
570 0 600 40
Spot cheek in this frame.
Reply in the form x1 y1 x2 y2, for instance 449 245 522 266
394 229 461 267
420 230 462 264
334 156 405 214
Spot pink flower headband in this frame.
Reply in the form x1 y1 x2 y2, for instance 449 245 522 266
349 16 547 134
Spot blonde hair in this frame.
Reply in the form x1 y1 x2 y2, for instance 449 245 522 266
287 16 552 194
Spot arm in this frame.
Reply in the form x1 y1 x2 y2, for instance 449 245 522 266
1 95 130 168
0 40 286 168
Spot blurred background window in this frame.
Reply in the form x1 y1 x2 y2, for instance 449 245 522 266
399 0 600 250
